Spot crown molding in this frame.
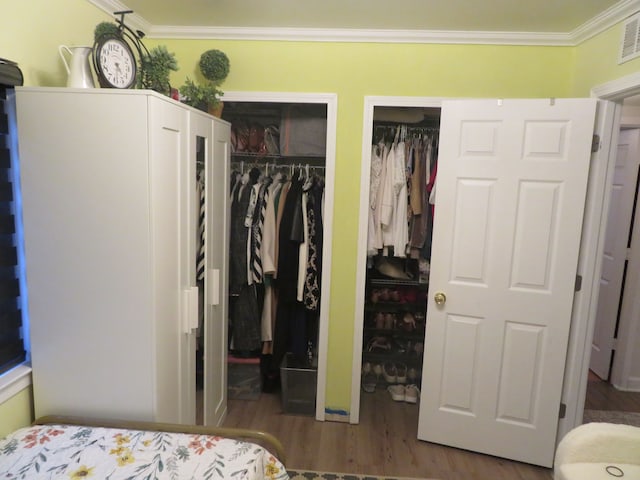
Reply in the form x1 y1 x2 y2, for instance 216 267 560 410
571 0 640 44
147 25 572 45
86 0 152 35
87 0 640 46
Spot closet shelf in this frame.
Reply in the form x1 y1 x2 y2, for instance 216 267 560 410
364 302 426 312
363 327 425 338
362 351 424 365
231 152 325 162
367 276 427 288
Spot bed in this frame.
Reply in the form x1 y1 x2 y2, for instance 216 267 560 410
0 415 288 479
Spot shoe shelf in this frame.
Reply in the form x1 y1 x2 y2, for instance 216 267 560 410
364 301 425 312
362 263 427 394
369 277 428 288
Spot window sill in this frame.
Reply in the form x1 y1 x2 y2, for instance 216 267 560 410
0 363 32 405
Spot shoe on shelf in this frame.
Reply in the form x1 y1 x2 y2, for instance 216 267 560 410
396 363 407 384
362 361 372 375
362 372 377 393
407 367 421 383
404 384 420 404
383 313 396 330
373 363 383 378
383 362 397 383
387 384 405 401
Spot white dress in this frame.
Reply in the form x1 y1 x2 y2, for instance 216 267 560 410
367 144 384 255
391 141 409 257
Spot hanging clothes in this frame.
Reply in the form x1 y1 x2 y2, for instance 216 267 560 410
229 167 260 296
367 143 384 256
276 175 304 303
228 161 325 369
196 169 206 281
304 179 324 311
391 138 409 257
231 284 262 352
409 138 430 252
369 124 439 262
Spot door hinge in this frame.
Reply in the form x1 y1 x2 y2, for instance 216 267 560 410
559 403 567 419
592 134 601 153
575 274 582 292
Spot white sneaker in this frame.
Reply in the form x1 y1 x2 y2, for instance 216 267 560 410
387 384 405 402
404 384 420 404
396 363 407 384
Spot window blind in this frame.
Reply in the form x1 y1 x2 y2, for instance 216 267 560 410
0 86 26 374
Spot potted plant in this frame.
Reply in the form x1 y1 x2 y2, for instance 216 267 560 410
179 49 230 115
179 77 223 111
139 45 178 96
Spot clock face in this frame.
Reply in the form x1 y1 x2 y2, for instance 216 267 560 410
97 38 136 89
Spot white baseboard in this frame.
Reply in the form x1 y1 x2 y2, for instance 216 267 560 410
612 376 640 392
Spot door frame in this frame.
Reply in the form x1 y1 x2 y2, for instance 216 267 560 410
589 128 640 382
221 91 338 421
349 88 628 447
557 71 640 438
592 77 640 394
351 96 446 423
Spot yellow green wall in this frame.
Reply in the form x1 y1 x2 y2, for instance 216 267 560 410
0 387 33 437
3 0 110 86
0 0 634 421
154 39 574 414
572 24 640 96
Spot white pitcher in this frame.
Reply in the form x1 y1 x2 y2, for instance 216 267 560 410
58 45 95 88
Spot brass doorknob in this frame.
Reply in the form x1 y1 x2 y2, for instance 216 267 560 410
434 292 446 305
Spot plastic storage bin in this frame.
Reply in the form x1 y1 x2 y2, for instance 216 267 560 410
228 355 261 400
280 353 317 415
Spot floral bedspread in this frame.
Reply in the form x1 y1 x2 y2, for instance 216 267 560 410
0 424 289 480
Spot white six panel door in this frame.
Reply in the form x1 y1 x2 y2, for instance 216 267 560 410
590 128 640 379
418 99 597 467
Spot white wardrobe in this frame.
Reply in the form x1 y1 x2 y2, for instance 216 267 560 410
16 87 230 426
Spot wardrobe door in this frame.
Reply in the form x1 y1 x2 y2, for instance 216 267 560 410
148 96 189 423
203 118 230 426
18 89 155 420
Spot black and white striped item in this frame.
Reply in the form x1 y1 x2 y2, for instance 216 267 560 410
251 183 269 283
196 170 205 281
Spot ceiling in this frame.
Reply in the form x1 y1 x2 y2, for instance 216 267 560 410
104 0 624 33
89 0 640 45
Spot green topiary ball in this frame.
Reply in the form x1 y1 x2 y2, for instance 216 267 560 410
94 21 120 43
199 49 230 83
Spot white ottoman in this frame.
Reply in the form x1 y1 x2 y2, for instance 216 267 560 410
554 422 640 480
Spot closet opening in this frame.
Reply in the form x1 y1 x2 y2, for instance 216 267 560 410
220 96 334 419
359 105 440 413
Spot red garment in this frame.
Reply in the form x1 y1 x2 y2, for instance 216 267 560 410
426 162 437 218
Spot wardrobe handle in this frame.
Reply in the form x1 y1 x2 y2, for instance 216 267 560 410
208 268 220 306
181 287 199 333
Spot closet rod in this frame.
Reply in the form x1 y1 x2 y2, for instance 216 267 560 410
230 160 325 174
374 125 439 135
374 124 439 143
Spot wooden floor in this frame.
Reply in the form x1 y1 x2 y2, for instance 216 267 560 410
219 373 640 479
584 370 640 412
222 391 553 479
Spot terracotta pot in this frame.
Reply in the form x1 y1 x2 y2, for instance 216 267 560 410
208 101 224 118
